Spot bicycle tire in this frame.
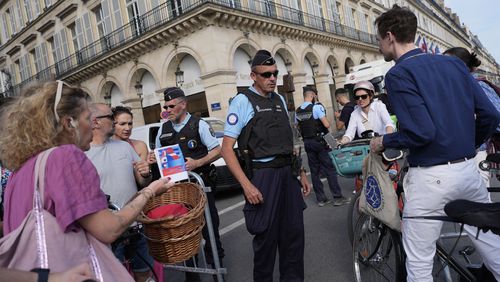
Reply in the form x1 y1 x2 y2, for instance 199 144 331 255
352 213 405 282
347 191 361 245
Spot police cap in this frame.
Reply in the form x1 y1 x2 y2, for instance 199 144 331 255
251 50 276 67
163 87 185 101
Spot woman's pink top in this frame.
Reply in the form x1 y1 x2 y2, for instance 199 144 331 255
3 144 108 234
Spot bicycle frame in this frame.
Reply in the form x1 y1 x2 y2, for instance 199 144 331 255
353 215 478 282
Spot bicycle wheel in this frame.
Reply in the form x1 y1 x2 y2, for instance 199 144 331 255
352 213 405 282
347 190 361 245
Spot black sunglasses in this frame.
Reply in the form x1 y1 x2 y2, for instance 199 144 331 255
95 114 114 120
255 70 279 78
355 94 369 101
163 102 182 110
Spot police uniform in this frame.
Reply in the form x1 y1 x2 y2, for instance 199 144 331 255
295 100 345 204
224 50 306 281
154 90 224 268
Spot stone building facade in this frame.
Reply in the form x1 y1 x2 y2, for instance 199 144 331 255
1 0 498 127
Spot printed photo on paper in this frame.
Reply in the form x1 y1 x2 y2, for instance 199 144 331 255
154 144 188 182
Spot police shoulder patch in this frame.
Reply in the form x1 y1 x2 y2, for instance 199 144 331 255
227 113 238 125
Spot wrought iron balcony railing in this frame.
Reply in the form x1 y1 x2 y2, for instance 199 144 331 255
2 0 377 97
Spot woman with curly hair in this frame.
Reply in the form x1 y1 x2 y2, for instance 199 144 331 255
111 106 149 161
0 81 173 281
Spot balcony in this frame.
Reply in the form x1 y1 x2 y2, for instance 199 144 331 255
1 0 377 97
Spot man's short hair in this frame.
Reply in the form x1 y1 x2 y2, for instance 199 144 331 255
375 4 417 44
334 88 348 96
303 86 317 97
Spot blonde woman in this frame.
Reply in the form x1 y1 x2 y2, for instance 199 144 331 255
0 81 173 281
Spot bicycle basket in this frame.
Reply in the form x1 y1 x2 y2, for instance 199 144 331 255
329 144 370 177
137 182 206 264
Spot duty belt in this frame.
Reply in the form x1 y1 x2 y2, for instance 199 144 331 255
253 155 293 169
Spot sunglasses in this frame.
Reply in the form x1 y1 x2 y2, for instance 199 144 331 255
255 70 279 78
95 114 114 120
355 94 369 101
163 102 182 110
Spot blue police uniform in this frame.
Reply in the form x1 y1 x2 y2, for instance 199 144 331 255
155 113 225 267
295 102 344 204
225 86 305 281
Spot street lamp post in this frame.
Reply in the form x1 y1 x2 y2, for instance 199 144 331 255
175 66 184 87
311 62 319 86
135 81 143 108
104 92 111 106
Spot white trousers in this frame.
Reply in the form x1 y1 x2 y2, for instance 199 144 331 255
402 159 500 282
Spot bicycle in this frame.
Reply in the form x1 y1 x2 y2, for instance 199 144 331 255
352 152 500 282
329 130 402 244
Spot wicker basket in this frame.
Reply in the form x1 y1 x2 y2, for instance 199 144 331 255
138 182 207 264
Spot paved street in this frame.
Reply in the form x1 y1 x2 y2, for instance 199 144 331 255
164 144 358 281
163 148 500 282
216 174 356 282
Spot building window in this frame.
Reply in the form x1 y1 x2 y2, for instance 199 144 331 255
19 54 32 81
23 0 33 22
1 13 10 41
127 0 142 36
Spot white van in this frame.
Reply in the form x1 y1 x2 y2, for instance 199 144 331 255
130 117 241 192
344 59 394 96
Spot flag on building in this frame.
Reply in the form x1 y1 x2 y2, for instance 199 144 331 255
434 45 441 54
415 35 421 48
420 37 428 53
429 42 434 54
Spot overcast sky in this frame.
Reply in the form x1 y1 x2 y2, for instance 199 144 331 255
444 0 500 63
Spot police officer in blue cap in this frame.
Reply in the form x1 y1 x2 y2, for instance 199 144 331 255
296 86 350 207
221 49 311 281
153 87 224 279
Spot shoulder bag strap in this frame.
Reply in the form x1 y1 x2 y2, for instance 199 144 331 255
31 148 103 280
32 147 56 269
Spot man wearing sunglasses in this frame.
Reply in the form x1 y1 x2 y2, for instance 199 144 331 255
221 49 311 281
85 103 155 282
296 86 349 207
153 87 225 277
339 80 394 144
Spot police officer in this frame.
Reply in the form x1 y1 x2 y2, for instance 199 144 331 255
221 49 311 281
296 87 349 207
153 87 224 277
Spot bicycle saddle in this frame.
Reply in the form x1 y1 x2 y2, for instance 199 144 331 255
444 199 500 236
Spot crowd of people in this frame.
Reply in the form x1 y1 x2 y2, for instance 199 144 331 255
0 4 499 282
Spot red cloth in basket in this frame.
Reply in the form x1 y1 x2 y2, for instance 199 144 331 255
147 203 189 219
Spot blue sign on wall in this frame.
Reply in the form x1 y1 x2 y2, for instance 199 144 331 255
211 102 221 111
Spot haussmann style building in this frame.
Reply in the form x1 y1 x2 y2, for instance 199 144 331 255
1 0 498 128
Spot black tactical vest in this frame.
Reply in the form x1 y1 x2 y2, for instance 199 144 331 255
295 103 328 139
238 89 293 160
159 115 211 174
